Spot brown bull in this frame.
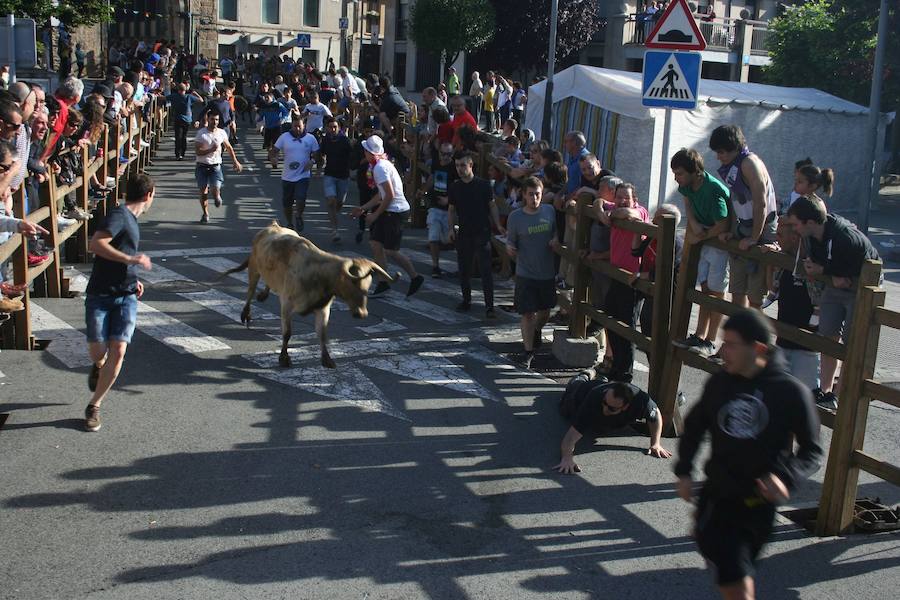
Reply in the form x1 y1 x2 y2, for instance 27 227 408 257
223 222 395 368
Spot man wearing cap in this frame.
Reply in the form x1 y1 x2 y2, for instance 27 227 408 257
675 308 822 600
350 135 424 297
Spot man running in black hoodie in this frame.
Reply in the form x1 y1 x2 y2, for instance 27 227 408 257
674 309 822 600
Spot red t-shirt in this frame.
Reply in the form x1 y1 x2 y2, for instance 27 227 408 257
436 122 454 146
449 110 477 146
609 204 649 272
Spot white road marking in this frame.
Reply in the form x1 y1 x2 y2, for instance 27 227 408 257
372 290 478 325
178 289 280 324
136 302 231 354
241 354 408 420
359 352 502 403
358 318 407 334
29 303 92 368
404 248 513 289
137 263 192 285
247 336 433 365
144 246 251 258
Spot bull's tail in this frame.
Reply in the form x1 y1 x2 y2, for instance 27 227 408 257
216 257 250 281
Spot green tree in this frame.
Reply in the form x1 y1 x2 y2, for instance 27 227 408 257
0 0 121 27
765 0 899 109
409 0 496 67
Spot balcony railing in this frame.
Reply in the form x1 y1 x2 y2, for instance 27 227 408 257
623 15 770 55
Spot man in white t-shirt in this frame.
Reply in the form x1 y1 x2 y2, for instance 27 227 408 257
350 135 424 297
269 113 319 231
301 90 333 136
338 66 360 109
195 111 242 223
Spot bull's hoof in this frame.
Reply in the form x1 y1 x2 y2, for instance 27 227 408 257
257 290 270 302
240 307 252 327
279 353 292 368
322 355 336 369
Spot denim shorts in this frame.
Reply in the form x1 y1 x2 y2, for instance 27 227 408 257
780 348 820 390
818 286 856 341
85 294 138 344
282 178 311 209
426 207 450 243
323 176 350 201
195 163 224 190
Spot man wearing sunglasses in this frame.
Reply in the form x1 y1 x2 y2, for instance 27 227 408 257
0 99 23 141
554 371 671 474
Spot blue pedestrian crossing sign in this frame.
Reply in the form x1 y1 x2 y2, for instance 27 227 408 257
642 50 702 110
296 33 312 48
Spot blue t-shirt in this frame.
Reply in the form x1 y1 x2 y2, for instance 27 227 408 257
566 147 590 195
260 101 290 129
86 205 140 296
167 92 201 123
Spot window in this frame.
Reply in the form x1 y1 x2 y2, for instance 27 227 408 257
304 0 320 28
301 49 319 69
262 0 280 24
219 0 237 21
393 52 407 87
396 1 409 41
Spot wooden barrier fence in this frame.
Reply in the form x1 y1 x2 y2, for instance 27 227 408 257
0 96 169 350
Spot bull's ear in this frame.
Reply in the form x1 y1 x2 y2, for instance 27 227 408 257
347 263 364 278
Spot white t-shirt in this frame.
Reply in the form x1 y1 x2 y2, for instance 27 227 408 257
274 132 319 182
195 127 229 165
280 98 298 124
373 159 410 213
342 74 360 97
302 102 333 132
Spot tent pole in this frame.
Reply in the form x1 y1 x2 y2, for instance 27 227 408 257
541 0 558 141
860 0 889 235
657 107 673 211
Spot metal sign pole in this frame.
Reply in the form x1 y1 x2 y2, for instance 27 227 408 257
540 0 558 142
657 107 673 210
7 14 15 83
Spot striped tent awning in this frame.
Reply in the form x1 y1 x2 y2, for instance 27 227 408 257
552 97 620 172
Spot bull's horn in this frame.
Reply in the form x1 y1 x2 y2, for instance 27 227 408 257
343 260 368 281
367 261 399 283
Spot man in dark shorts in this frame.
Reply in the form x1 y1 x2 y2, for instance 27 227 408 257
554 372 672 474
675 309 822 599
505 176 559 368
83 174 156 432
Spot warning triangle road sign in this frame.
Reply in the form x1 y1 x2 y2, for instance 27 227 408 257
645 0 707 51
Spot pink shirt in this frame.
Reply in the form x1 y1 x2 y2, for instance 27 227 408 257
609 204 649 272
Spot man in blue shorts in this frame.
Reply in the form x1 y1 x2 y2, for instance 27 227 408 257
270 113 319 231
320 117 351 242
83 174 155 432
194 111 242 223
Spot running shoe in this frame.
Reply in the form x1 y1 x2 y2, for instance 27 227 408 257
673 334 704 349
370 281 391 296
406 275 424 297
431 266 443 279
513 350 535 370
816 391 838 411
84 404 101 432
214 196 222 208
200 213 209 223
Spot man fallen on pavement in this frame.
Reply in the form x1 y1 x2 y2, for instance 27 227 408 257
554 371 672 474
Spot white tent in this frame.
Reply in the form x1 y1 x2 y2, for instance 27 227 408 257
524 65 882 212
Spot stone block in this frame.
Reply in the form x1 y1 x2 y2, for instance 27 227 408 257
551 328 601 368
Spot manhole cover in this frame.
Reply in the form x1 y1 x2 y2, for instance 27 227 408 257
151 280 212 293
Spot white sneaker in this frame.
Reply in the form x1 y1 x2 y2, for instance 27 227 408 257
105 177 116 187
140 140 151 148
57 216 77 230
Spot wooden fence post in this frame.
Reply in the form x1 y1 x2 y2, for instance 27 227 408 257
77 144 91 262
657 239 703 435
648 214 676 400
11 186 32 349
815 260 884 535
568 194 594 338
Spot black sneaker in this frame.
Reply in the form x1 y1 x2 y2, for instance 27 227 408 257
88 363 101 392
431 266 443 278
199 213 209 223
456 300 471 312
370 281 391 296
84 404 101 432
673 334 703 349
514 350 535 369
485 308 497 320
406 275 425 297
817 391 838 411
694 339 716 358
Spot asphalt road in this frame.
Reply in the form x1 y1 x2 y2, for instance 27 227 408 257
0 127 897 599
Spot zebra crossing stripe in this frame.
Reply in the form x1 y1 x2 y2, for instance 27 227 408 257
136 302 231 354
137 263 192 285
28 303 92 368
178 289 280 324
374 290 479 325
144 246 251 258
188 256 251 284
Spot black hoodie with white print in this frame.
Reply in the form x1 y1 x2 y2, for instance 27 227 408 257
674 350 823 499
